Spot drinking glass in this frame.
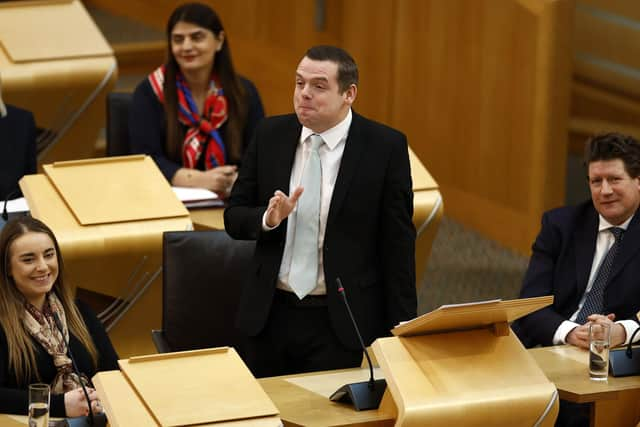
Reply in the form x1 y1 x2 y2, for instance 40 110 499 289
589 323 611 381
28 383 50 427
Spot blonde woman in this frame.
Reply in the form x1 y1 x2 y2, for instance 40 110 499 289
0 217 118 417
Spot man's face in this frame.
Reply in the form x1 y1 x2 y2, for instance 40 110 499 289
589 159 640 225
293 57 356 133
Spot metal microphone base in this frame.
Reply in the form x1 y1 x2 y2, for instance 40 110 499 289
329 379 387 411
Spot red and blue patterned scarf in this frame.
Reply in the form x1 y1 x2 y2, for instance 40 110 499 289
148 65 228 168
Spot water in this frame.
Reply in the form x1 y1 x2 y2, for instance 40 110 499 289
589 339 610 381
28 402 49 427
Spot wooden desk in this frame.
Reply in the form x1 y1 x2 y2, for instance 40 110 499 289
529 345 640 427
93 368 394 427
189 206 225 230
0 414 27 426
258 369 394 427
9 346 640 426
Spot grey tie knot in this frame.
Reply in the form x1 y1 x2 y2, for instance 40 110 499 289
309 134 323 152
609 227 624 242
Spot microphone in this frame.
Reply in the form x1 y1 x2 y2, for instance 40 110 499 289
2 188 19 222
609 325 640 377
329 278 386 411
52 313 107 427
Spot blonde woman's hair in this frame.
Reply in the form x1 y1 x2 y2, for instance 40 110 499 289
0 217 98 384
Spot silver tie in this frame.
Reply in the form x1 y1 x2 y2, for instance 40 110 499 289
289 134 323 299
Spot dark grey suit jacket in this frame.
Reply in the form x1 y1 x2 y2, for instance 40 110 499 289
0 104 36 200
224 112 417 350
512 201 640 347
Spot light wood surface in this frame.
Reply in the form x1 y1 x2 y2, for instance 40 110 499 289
118 348 279 426
10 344 640 426
94 366 394 427
569 1 640 155
530 345 640 427
93 371 281 427
0 0 111 62
375 297 558 427
1 0 117 164
389 0 573 255
392 296 553 336
373 333 558 427
43 156 188 225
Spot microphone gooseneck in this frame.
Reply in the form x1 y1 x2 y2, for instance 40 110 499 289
626 327 640 358
336 278 375 390
2 188 19 222
53 312 95 426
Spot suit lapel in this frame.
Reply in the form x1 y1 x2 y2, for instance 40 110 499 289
575 206 599 296
609 211 640 280
327 112 365 226
274 117 302 194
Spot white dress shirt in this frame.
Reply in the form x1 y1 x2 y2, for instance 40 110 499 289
262 110 352 296
553 214 639 345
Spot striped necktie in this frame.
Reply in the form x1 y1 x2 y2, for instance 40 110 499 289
576 227 624 323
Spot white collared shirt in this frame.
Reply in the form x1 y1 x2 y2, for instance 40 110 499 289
263 110 352 295
553 214 638 345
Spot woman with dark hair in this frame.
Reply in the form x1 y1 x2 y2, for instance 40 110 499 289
0 217 118 417
130 2 264 196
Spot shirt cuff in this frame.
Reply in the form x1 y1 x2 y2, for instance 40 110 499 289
261 211 278 231
553 320 580 345
617 320 640 346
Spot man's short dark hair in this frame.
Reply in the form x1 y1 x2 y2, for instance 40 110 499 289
304 45 358 93
584 132 640 178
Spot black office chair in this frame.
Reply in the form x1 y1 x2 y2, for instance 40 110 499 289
105 92 132 156
153 230 255 354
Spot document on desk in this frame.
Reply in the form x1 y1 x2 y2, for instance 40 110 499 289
286 368 384 398
5 197 29 213
172 186 223 208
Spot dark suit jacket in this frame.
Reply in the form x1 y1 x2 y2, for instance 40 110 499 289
0 105 36 200
512 200 640 348
224 112 417 350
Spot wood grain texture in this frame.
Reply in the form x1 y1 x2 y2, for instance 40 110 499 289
388 0 572 254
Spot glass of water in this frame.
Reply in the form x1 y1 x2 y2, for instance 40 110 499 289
28 383 50 427
589 323 611 381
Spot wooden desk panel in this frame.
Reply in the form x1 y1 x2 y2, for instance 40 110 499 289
94 368 393 427
530 345 640 427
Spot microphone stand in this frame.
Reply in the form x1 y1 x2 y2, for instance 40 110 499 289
2 188 19 222
329 278 386 410
53 313 107 427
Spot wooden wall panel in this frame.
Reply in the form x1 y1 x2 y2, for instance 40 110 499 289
389 0 573 254
339 0 396 124
569 1 640 155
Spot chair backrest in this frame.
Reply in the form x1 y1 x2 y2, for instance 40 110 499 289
106 92 132 156
162 230 255 353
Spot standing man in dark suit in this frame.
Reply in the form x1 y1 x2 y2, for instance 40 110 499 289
224 45 416 377
0 72 37 202
513 133 640 350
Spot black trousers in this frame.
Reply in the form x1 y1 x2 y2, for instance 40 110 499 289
244 289 362 378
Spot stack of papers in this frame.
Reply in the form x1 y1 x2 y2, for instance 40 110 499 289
5 197 29 213
172 186 224 209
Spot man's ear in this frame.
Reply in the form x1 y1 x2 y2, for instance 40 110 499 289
344 84 357 105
